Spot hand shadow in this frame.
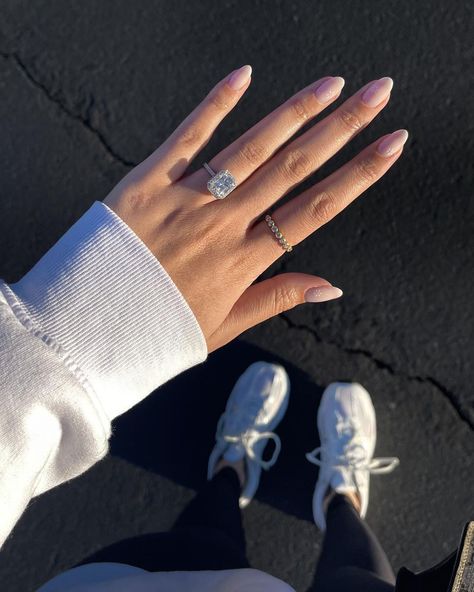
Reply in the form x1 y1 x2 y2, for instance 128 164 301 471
110 338 329 523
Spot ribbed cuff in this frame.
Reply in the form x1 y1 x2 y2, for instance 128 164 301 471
3 201 208 420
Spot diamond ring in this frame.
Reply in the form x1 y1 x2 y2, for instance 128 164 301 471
265 214 293 252
202 162 237 200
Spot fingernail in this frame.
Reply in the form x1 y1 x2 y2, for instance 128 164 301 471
314 76 345 103
376 129 409 157
304 286 343 303
227 65 252 90
361 77 394 108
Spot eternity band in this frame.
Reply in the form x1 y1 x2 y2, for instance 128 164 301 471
265 214 293 252
202 161 237 200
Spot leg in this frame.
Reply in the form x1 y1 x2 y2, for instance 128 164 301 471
310 493 395 591
306 383 400 592
76 467 248 571
78 361 289 573
172 466 247 557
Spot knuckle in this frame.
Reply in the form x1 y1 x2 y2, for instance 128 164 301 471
306 190 338 226
209 88 231 112
272 284 299 312
278 149 312 183
337 108 363 132
289 97 311 123
179 123 204 146
355 157 379 183
237 139 267 166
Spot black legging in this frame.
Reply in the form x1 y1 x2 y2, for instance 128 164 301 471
312 492 395 591
77 467 395 591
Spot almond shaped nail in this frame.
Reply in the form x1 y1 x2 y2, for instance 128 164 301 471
228 65 252 90
361 77 394 108
314 76 345 103
304 286 343 303
377 129 409 157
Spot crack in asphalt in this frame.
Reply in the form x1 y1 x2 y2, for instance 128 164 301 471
1 49 471 433
0 50 135 168
279 312 474 432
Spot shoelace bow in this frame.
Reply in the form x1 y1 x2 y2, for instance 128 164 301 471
306 412 400 475
215 413 282 471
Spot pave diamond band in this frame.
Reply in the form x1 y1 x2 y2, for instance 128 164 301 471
203 162 237 199
265 214 293 252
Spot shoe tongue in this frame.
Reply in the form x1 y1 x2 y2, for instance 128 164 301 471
223 443 245 462
330 467 357 493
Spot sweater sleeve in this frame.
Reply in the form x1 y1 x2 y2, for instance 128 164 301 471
0 200 208 548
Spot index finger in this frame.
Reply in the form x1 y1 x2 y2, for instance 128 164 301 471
141 65 253 184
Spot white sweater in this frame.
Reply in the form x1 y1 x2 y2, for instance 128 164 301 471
0 201 294 592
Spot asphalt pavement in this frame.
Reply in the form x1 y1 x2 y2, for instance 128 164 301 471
0 1 473 590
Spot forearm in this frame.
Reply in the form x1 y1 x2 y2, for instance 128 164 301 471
0 200 207 547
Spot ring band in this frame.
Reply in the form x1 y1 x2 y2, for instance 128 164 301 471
202 162 216 177
203 162 236 200
265 214 293 252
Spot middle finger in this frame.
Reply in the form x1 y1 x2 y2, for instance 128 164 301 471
229 77 394 218
187 75 345 193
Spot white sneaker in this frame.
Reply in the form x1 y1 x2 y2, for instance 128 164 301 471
306 382 399 531
207 361 290 508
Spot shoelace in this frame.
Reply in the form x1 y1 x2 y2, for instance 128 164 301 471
306 412 399 475
306 446 399 474
215 414 282 471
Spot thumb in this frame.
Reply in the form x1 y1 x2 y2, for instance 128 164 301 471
207 273 343 352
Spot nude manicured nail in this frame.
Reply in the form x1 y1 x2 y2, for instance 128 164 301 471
376 129 409 157
228 65 252 90
314 76 345 103
361 77 394 107
304 286 343 303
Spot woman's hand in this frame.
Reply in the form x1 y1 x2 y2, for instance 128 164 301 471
104 65 408 353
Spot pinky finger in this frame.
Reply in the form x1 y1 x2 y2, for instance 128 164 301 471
251 129 409 261
206 273 342 352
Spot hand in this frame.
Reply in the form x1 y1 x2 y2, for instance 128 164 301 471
104 65 408 353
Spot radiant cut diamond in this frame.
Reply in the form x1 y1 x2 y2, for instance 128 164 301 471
207 170 236 199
